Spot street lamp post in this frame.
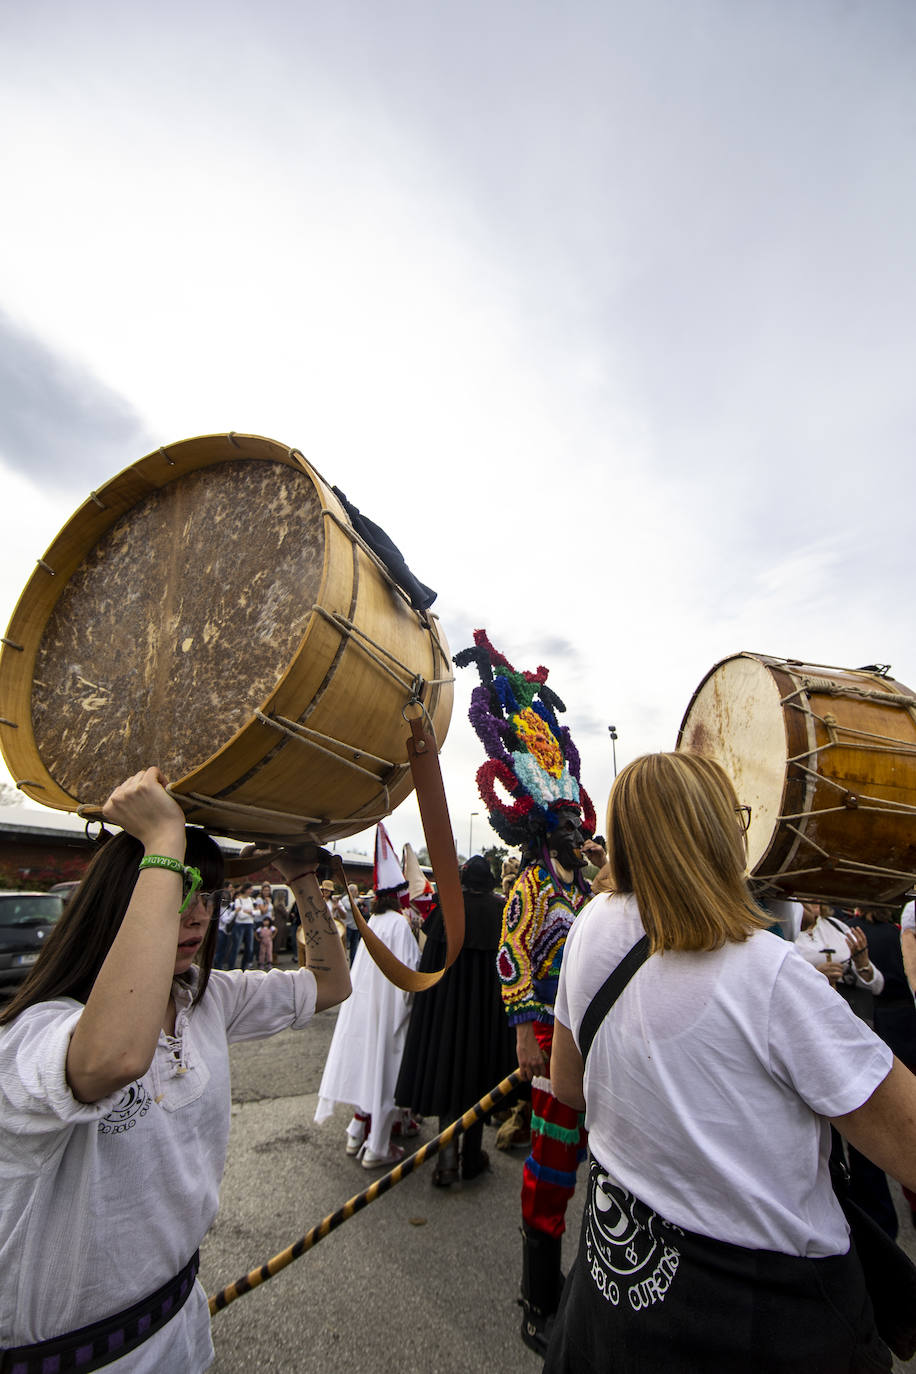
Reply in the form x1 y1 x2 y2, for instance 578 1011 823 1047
468 811 479 857
608 725 618 778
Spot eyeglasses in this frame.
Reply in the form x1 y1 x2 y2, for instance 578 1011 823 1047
735 805 752 833
180 889 226 919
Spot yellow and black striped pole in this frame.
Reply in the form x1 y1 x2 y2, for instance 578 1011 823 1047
208 1070 522 1315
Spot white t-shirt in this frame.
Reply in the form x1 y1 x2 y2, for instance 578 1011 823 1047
555 893 892 1258
233 895 255 926
0 966 317 1371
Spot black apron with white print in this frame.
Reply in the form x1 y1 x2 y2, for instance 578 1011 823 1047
544 1157 891 1374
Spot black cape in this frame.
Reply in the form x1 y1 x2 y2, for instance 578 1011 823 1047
395 888 516 1119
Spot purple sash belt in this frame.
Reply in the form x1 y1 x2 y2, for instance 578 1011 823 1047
1 1250 199 1374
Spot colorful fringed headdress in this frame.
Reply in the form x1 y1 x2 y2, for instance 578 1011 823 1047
454 630 596 848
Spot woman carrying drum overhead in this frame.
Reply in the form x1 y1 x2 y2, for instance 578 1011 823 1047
546 752 916 1374
0 767 350 1374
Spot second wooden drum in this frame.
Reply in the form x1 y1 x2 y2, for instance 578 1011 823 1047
677 652 916 907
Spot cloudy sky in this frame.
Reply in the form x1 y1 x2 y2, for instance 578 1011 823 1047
1 0 914 860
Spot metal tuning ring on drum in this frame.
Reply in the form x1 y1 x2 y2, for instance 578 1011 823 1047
83 816 113 846
401 686 436 747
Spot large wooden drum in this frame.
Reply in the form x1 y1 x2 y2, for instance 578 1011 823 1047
0 433 453 844
677 653 916 907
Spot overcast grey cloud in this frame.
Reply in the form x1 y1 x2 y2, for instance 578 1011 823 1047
0 311 152 486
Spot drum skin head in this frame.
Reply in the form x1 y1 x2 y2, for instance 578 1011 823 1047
677 655 786 873
32 459 323 801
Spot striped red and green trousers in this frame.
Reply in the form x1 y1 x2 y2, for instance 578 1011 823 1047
520 1020 588 1239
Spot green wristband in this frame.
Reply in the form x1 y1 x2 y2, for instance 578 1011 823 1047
138 855 202 914
139 855 185 877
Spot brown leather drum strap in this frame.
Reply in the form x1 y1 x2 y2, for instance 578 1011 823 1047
332 713 465 992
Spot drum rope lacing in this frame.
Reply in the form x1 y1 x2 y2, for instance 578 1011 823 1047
251 714 395 824
177 793 327 825
171 788 393 837
254 711 395 779
779 699 916 820
308 605 454 695
751 681 916 890
781 680 916 708
762 816 916 878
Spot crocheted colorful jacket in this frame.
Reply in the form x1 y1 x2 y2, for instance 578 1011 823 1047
497 863 588 1026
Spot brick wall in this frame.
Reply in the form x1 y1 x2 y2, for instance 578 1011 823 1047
0 836 377 893
0 838 92 890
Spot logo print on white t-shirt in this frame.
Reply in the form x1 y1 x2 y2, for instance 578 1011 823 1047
98 1081 152 1136
585 1162 681 1310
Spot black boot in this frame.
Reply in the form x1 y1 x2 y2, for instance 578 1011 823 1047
432 1120 460 1187
519 1224 563 1356
461 1121 489 1181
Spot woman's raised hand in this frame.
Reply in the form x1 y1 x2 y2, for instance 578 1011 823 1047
102 767 186 850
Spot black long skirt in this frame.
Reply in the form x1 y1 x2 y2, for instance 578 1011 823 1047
395 911 516 1120
544 1157 891 1374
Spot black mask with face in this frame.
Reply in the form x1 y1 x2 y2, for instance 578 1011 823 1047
548 808 586 872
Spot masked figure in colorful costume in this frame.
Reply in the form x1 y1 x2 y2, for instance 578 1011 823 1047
455 631 597 1355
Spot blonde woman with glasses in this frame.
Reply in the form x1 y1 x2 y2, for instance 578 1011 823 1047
546 752 916 1373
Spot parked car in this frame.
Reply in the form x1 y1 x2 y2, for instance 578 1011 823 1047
0 891 66 990
49 880 79 900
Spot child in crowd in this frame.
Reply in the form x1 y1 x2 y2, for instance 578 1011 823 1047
256 913 276 970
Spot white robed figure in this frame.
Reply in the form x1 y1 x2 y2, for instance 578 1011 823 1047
315 825 421 1168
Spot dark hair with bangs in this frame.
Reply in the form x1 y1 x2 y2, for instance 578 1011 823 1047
0 826 224 1026
607 752 769 954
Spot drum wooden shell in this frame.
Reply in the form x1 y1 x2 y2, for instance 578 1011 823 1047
677 653 916 906
0 434 453 844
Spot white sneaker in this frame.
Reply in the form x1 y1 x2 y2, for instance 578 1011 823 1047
345 1114 370 1156
361 1143 405 1170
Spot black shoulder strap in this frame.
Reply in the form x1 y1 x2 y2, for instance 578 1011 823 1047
577 934 651 1063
